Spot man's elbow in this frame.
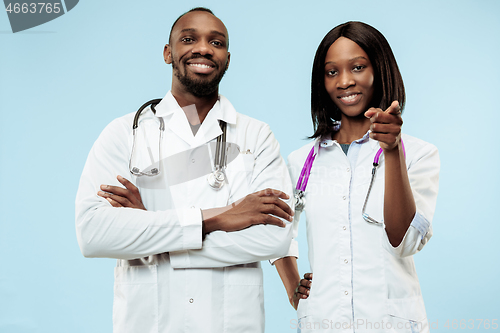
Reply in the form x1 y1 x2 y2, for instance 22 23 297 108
75 219 109 258
264 225 293 259
77 233 102 258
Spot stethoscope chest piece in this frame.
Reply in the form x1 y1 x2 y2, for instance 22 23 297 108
294 190 305 212
207 169 226 190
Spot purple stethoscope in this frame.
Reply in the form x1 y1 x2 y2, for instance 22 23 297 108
294 139 405 225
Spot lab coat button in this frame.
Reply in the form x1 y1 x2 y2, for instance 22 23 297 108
343 226 347 230
346 168 350 172
191 159 195 163
190 206 195 209
189 298 194 303
344 259 348 264
344 291 348 295
342 196 346 200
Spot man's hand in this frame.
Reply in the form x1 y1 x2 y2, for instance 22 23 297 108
97 175 146 210
203 188 294 234
364 100 403 151
292 273 312 309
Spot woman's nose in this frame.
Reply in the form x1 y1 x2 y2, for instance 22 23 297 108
337 71 355 89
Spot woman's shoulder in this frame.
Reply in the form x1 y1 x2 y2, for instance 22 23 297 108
287 140 316 167
401 133 439 163
402 133 437 150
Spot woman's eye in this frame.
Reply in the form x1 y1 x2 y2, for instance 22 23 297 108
326 69 337 77
353 65 365 72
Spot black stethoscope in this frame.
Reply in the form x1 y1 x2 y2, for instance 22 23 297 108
129 99 228 190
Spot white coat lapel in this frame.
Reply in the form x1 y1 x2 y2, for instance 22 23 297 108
193 105 223 147
167 107 196 146
194 95 237 146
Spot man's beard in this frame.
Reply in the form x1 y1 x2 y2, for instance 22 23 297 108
173 58 227 97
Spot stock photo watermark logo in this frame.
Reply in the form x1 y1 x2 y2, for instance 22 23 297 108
3 0 79 33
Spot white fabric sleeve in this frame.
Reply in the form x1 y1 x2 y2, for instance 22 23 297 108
169 124 294 268
382 141 439 258
268 158 303 265
75 119 203 260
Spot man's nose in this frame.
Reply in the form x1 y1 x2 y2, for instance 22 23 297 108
191 39 214 56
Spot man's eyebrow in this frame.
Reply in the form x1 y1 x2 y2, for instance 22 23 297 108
179 28 196 34
179 28 227 40
210 30 227 40
324 56 369 66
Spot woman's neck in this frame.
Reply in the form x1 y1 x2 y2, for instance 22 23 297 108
332 114 371 144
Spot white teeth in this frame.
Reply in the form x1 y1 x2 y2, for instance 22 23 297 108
341 94 358 102
189 63 211 68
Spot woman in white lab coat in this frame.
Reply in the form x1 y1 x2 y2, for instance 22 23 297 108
274 21 440 333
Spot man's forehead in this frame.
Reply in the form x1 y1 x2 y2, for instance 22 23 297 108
172 11 228 38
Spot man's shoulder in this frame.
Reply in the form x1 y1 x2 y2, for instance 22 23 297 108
218 95 272 135
234 111 270 130
95 110 137 143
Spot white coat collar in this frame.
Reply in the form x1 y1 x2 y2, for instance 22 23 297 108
153 91 237 146
316 130 379 154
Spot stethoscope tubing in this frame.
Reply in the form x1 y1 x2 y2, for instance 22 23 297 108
133 99 163 129
130 99 228 190
294 138 406 220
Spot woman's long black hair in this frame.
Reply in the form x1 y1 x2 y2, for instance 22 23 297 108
310 21 405 139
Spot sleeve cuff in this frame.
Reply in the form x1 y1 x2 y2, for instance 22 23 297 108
269 239 299 265
179 206 203 250
382 211 431 258
410 210 430 240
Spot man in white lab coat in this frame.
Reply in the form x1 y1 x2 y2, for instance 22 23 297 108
75 7 294 333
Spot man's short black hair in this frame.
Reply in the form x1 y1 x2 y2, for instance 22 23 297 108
168 7 217 45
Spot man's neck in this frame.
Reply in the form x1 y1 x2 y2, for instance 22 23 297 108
171 87 219 125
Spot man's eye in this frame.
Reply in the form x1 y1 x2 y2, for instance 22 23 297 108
181 37 194 43
211 41 223 47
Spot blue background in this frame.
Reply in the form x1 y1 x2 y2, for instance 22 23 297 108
1 0 499 332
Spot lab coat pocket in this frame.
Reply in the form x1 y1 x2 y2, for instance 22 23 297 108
386 296 427 333
113 265 158 333
296 297 310 319
224 266 264 332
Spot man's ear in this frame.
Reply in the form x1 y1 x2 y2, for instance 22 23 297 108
164 44 172 64
225 52 230 70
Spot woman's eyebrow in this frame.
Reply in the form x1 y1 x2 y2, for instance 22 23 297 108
349 56 369 62
325 56 369 65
